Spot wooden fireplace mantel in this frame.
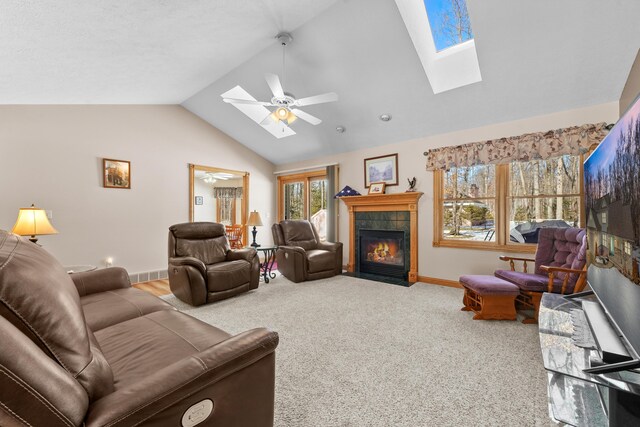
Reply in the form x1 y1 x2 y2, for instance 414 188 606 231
340 192 423 283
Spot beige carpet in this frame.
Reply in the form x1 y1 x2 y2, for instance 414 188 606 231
162 274 553 427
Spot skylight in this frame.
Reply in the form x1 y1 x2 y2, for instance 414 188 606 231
423 0 474 51
395 0 481 94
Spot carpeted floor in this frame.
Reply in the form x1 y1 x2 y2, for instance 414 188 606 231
162 274 553 427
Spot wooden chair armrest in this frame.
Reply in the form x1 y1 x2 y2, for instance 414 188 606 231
539 265 586 275
540 265 587 294
499 256 536 262
499 256 536 272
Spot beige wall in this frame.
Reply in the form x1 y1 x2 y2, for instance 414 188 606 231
0 105 275 274
620 49 640 115
276 102 619 282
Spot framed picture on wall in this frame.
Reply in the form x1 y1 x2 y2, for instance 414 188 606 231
103 158 131 189
368 182 386 195
364 153 398 188
194 196 204 205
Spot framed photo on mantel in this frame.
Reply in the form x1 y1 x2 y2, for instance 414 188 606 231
368 182 386 195
364 153 398 188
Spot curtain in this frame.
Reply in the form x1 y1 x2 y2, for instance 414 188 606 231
423 122 611 171
326 165 338 242
217 198 234 225
213 187 243 198
213 187 242 225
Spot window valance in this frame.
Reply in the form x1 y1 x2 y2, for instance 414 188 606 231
423 122 611 171
213 187 243 199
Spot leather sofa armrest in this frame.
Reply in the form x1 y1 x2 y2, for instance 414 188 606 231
226 247 258 263
316 241 342 252
316 241 343 275
278 245 306 255
71 267 131 297
275 246 307 283
85 328 279 427
169 256 207 276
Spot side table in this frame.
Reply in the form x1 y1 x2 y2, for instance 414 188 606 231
249 246 278 283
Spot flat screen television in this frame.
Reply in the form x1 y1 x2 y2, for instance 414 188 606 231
583 92 640 373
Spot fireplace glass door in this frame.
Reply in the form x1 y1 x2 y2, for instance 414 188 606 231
359 229 406 278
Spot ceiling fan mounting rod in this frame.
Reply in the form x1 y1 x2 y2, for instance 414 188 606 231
276 32 292 92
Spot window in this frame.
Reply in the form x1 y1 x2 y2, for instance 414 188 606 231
434 154 584 252
278 170 328 241
423 0 474 51
442 165 496 242
610 236 616 256
624 241 632 256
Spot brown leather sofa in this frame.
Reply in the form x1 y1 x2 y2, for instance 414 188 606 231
272 220 343 283
0 230 278 427
168 222 260 306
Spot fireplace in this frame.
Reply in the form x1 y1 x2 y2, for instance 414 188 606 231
359 229 406 279
340 192 422 283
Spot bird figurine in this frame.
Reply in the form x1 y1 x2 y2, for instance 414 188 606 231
406 177 417 192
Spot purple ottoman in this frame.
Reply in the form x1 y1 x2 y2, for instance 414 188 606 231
459 275 520 320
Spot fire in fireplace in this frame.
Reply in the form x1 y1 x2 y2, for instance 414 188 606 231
365 240 404 265
359 229 407 279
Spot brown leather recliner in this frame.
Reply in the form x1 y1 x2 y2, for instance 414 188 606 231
272 220 343 283
168 222 260 306
0 230 278 427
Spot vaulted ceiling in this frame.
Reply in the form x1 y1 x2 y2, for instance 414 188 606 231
2 1 640 165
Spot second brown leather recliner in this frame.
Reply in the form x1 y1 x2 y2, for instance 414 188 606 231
168 222 260 306
272 220 343 283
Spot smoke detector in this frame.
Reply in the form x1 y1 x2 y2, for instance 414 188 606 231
336 126 346 133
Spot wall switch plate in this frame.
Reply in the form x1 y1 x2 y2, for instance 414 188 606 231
46 210 53 219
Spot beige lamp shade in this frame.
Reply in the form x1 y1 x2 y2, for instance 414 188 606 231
247 211 263 226
12 204 58 242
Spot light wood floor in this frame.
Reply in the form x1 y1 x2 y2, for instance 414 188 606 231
133 279 171 296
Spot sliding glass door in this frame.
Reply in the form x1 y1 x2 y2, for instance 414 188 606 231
283 181 305 220
278 171 328 240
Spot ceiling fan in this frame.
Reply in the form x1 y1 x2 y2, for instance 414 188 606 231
221 32 338 138
199 172 234 184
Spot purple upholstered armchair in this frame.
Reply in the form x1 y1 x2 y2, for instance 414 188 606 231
495 227 588 323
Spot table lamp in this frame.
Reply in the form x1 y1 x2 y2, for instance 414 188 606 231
247 210 263 247
12 204 58 244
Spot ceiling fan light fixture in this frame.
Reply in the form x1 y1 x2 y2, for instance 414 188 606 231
276 107 288 118
271 107 297 125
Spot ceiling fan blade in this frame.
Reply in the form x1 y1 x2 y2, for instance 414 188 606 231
221 85 295 139
295 92 338 107
223 98 272 106
260 112 274 126
265 74 285 98
291 108 322 125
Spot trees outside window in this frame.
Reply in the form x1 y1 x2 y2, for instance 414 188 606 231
278 171 329 241
434 154 584 251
